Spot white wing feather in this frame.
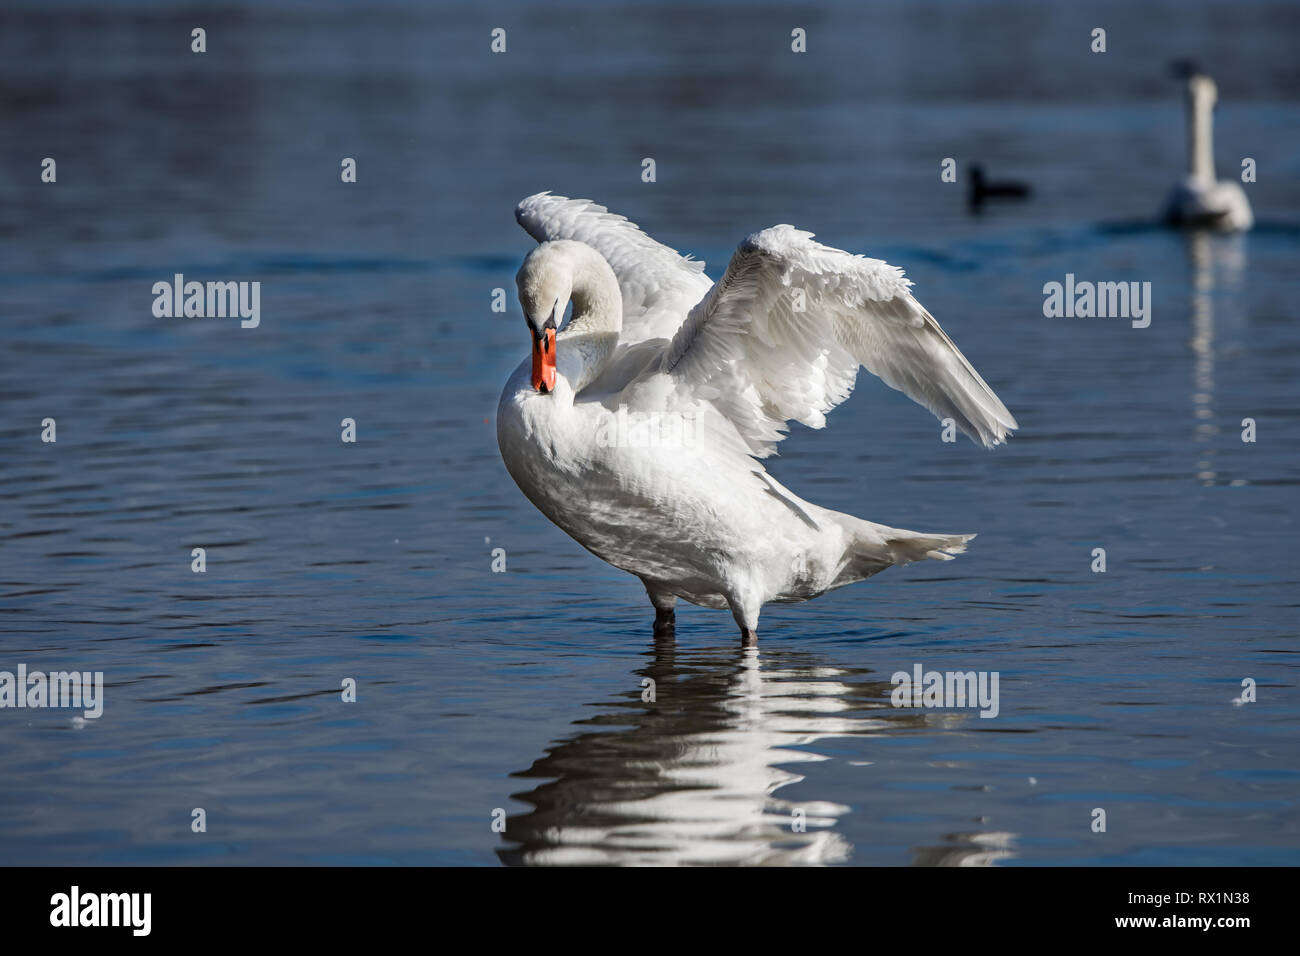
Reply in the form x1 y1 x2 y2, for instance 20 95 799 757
664 225 1018 456
516 192 714 344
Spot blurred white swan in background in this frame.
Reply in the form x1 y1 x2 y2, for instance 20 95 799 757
497 193 1017 644
1164 66 1253 231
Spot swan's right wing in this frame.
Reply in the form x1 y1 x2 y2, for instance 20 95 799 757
516 193 714 345
663 226 1018 457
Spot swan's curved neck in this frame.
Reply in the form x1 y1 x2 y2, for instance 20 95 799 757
1187 80 1217 183
557 244 622 393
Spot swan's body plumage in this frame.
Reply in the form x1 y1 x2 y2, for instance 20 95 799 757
1166 176 1252 232
498 193 1016 641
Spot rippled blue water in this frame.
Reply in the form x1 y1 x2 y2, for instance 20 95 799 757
1 0 1297 865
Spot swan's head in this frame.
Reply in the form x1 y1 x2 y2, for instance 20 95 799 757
1186 72 1217 110
516 243 574 394
1172 61 1217 106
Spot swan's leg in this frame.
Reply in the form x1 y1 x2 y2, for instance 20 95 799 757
642 581 677 638
654 606 676 637
726 592 761 647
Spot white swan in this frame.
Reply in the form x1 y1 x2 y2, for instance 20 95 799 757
497 193 1017 644
1164 70 1253 231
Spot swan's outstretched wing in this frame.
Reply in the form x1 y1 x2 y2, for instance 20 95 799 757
663 225 1017 457
516 192 714 344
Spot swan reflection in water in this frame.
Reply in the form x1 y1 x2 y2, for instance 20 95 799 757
1187 229 1247 486
497 638 1017 866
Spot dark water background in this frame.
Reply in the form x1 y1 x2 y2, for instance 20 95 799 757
1 0 1297 865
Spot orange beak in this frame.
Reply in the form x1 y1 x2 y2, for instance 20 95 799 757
531 327 557 393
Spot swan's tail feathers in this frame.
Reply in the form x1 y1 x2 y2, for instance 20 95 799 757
831 520 975 589
885 530 975 564
826 512 977 587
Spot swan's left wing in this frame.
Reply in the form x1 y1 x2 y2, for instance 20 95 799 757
663 226 1018 457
